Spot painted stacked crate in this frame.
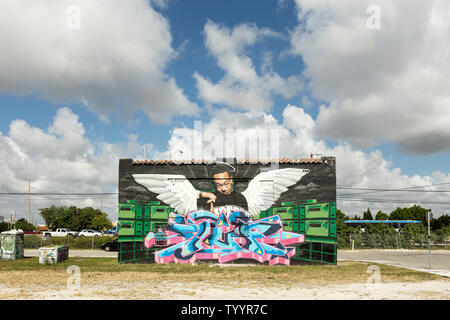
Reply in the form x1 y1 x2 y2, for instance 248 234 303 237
260 199 337 265
117 200 170 263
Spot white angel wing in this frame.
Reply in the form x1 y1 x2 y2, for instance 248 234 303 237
241 168 310 216
132 174 200 216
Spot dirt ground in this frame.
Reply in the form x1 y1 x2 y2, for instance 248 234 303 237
1 269 449 300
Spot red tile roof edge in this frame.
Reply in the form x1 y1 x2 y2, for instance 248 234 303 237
132 158 326 165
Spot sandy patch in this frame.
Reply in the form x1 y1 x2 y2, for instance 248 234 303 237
1 274 448 300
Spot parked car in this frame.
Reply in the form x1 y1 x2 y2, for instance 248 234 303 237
42 228 78 238
105 226 117 234
101 238 118 251
78 229 103 237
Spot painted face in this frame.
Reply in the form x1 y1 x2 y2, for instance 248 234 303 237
213 171 233 195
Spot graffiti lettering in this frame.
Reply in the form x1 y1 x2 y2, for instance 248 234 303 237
145 209 304 265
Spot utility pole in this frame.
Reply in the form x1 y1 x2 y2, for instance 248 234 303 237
428 211 431 269
28 177 31 224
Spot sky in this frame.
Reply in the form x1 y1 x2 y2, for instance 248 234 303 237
0 0 449 224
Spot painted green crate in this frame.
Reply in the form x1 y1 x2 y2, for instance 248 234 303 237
118 220 135 237
150 220 168 232
298 205 306 219
329 202 336 219
144 221 150 234
293 240 337 264
273 207 293 219
297 220 305 233
259 210 267 218
281 220 305 233
292 206 301 219
135 220 143 236
118 236 145 243
118 204 135 220
144 205 151 220
260 208 273 219
305 203 330 219
135 204 143 219
151 206 170 219
304 236 337 244
282 220 294 231
329 219 336 237
305 219 330 237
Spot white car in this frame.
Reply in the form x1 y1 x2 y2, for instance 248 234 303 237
78 229 103 237
42 228 78 238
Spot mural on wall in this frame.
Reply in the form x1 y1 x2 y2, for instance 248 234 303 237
133 166 310 216
144 210 304 265
118 157 337 264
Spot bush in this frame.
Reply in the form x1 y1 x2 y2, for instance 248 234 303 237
0 222 10 233
24 234 112 250
337 236 350 249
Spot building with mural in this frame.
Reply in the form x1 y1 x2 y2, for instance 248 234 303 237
117 157 337 265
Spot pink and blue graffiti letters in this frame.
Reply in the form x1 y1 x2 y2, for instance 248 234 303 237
144 210 305 265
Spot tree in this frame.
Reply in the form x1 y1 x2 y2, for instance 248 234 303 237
336 209 353 236
402 223 426 236
365 223 396 235
375 211 389 220
39 206 112 231
363 208 373 220
0 222 9 233
91 215 113 231
436 225 450 237
389 205 431 226
13 218 36 231
432 214 450 231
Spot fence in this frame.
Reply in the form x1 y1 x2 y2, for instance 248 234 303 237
338 233 449 250
22 234 112 250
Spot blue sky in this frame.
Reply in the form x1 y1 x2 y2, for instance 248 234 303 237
0 0 449 221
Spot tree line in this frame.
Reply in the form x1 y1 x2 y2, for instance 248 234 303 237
337 205 450 237
0 205 113 232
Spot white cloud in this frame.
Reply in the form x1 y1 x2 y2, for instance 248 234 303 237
290 0 450 154
0 0 199 123
153 105 450 217
194 20 304 112
0 107 145 223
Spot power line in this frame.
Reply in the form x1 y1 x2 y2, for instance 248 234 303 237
0 197 117 201
0 192 118 195
337 182 450 197
337 181 450 189
337 197 450 205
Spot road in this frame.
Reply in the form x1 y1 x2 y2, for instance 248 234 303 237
338 249 450 277
24 249 117 258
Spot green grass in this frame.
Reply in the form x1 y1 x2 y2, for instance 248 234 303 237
0 257 443 284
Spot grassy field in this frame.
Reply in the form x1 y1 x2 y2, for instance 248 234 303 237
0 258 447 299
0 257 443 285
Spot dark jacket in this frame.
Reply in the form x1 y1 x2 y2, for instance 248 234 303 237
197 190 248 211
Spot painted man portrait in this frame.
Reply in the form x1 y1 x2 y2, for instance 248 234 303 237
197 166 248 212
